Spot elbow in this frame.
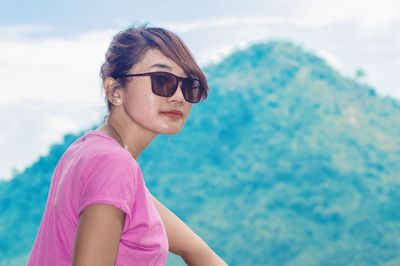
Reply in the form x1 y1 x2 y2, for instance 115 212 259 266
181 246 228 266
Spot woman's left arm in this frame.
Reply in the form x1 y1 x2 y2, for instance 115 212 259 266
149 194 228 266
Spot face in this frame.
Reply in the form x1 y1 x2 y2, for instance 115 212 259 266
118 49 193 135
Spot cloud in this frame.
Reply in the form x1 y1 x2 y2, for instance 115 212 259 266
164 16 310 32
0 133 5 145
314 49 345 72
0 28 114 104
162 0 400 36
0 101 106 180
299 0 400 32
164 0 400 35
41 115 80 144
0 25 54 40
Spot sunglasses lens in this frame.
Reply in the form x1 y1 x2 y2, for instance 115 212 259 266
150 72 204 103
152 73 177 97
182 78 202 103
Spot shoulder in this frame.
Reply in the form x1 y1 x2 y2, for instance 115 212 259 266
78 142 141 201
86 148 140 178
70 131 143 188
93 147 136 166
79 131 140 170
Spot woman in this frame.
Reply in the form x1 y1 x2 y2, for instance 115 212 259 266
28 25 227 266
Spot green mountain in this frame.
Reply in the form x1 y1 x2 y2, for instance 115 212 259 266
1 41 400 266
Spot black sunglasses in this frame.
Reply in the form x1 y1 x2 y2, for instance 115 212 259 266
120 71 205 103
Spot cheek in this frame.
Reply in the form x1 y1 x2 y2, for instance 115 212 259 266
124 84 158 112
185 104 193 116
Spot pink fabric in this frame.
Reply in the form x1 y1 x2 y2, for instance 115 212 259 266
28 130 169 266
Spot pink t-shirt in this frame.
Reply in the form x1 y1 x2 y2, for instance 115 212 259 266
28 130 169 266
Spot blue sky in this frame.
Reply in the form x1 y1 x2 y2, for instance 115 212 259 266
0 0 399 179
1 1 298 32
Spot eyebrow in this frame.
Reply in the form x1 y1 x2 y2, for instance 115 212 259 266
149 63 173 70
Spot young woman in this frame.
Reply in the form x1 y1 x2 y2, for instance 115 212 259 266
28 25 227 266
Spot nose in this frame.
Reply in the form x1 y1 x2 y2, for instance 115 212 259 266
168 81 185 104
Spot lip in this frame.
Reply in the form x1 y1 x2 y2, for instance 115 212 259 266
160 110 184 118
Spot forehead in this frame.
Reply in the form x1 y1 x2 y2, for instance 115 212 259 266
132 49 186 76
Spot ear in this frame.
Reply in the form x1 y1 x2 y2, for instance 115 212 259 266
104 77 124 107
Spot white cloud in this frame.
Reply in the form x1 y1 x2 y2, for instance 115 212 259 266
299 0 400 32
314 49 345 72
196 41 252 66
0 133 5 145
165 16 310 32
165 0 400 35
0 29 114 104
0 25 54 40
41 115 80 146
0 101 106 180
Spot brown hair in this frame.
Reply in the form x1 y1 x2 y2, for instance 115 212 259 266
100 25 209 111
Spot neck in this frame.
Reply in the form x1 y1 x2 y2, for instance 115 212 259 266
98 111 158 160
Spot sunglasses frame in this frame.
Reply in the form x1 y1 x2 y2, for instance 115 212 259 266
120 71 204 103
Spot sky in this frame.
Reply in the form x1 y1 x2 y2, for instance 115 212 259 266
0 0 399 180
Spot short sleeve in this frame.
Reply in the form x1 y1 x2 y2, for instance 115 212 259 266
79 151 138 231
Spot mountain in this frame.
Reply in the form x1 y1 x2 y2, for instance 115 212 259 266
1 41 400 266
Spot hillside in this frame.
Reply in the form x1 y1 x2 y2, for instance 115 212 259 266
1 41 400 266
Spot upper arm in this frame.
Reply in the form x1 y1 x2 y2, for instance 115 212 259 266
72 204 126 266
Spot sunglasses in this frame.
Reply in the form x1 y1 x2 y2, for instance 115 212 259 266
120 71 205 103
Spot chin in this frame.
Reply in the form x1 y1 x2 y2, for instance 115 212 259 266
159 128 182 135
142 119 184 135
155 120 186 135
